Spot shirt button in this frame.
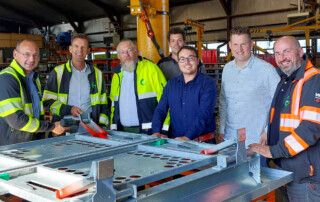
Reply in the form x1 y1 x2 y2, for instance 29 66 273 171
183 102 185 105
284 82 287 84
281 89 284 91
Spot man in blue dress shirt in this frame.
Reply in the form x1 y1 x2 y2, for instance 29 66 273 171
152 46 217 142
218 26 280 148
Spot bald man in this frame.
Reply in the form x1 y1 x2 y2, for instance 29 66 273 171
249 36 320 201
0 39 68 146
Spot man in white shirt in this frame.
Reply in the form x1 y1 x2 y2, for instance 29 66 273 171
218 26 280 148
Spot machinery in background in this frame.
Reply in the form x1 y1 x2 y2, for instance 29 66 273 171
130 0 169 63
184 19 205 59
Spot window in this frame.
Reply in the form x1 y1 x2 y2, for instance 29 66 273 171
206 43 228 57
255 41 275 54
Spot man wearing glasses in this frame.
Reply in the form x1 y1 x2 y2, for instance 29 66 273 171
152 46 217 142
110 39 168 134
218 26 280 149
0 39 68 145
43 33 108 128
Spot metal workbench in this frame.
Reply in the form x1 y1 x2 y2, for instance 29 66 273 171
0 131 293 201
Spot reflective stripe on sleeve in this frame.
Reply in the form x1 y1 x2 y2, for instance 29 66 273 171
138 92 157 100
284 131 309 156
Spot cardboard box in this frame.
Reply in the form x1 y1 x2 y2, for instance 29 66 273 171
0 50 3 63
10 40 19 47
34 40 43 48
28 34 43 41
0 33 10 40
11 33 28 41
0 40 12 48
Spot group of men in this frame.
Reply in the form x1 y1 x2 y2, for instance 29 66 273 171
0 26 319 201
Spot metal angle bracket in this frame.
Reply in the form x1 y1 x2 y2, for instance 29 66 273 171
236 128 247 165
90 158 116 202
249 154 261 184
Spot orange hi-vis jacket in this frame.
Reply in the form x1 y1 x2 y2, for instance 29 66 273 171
268 56 320 183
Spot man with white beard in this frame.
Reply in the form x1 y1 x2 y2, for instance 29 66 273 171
110 39 169 134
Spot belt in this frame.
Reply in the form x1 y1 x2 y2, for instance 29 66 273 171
194 132 215 142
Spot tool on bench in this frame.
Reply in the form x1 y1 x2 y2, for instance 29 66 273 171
79 112 108 139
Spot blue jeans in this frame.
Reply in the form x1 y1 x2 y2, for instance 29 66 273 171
285 181 320 202
275 165 320 202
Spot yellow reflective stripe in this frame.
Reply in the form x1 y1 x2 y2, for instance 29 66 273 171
9 60 26 77
43 90 58 100
40 101 44 115
0 68 25 105
50 101 63 116
90 93 100 105
0 98 23 117
142 122 152 129
138 92 157 100
55 65 64 94
99 114 109 126
110 124 117 130
162 124 169 131
35 78 42 96
20 117 39 132
24 103 33 115
100 93 107 104
94 67 102 95
58 94 68 104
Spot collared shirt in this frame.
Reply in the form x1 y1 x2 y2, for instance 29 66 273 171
64 61 91 119
119 71 139 127
268 68 299 167
28 71 40 119
158 54 206 81
152 72 217 140
219 54 280 147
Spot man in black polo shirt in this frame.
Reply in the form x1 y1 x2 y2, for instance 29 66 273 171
158 27 205 80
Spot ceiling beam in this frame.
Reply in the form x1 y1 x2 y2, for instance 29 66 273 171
219 0 231 16
34 0 81 33
87 0 120 29
0 2 43 30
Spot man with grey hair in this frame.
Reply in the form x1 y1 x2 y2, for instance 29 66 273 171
110 39 169 134
218 26 280 148
249 36 320 201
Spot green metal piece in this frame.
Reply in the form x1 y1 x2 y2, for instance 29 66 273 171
149 139 166 146
0 173 9 180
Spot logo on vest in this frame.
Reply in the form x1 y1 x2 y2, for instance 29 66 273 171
91 82 97 89
284 95 290 107
140 79 146 85
315 93 320 103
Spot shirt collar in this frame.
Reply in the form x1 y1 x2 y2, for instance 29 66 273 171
70 60 88 73
168 54 178 64
177 72 201 83
28 71 34 80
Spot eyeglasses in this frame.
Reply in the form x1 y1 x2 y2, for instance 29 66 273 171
178 55 197 63
274 49 292 58
16 50 39 59
118 49 135 55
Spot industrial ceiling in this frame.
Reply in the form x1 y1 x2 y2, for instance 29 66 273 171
0 0 213 33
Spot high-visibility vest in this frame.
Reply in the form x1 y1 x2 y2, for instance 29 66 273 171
110 57 169 134
270 61 320 156
42 60 108 126
0 60 44 132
